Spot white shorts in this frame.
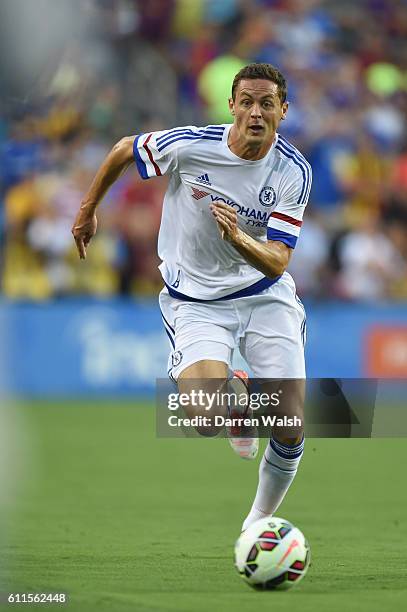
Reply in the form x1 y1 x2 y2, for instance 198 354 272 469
158 274 306 381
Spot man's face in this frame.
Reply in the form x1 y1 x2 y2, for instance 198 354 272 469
229 79 288 144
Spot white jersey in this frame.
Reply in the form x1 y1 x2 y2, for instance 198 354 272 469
133 124 312 301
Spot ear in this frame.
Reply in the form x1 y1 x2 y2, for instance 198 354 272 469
281 101 289 121
228 97 235 116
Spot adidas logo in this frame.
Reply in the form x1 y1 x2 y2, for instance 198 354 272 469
195 173 211 186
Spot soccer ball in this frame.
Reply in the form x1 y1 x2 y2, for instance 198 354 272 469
234 516 310 590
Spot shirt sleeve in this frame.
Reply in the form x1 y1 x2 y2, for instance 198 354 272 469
266 162 312 249
133 130 179 179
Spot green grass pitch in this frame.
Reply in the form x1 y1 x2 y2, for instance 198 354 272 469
1 400 406 612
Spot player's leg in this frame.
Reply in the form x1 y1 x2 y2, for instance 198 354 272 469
159 288 257 451
225 369 259 460
178 361 258 454
159 288 236 436
239 279 306 529
177 359 229 436
242 379 305 529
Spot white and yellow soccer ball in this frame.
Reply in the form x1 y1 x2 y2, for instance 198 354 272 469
234 516 310 590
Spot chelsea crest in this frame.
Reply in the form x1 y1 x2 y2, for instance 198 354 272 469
259 186 276 208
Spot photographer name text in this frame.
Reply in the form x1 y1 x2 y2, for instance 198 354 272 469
167 415 302 428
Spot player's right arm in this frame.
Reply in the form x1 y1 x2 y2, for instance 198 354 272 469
72 126 186 259
72 136 135 259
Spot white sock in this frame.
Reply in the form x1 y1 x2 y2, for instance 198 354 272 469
242 436 304 531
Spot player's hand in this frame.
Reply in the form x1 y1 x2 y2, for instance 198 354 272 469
210 202 240 244
71 207 98 260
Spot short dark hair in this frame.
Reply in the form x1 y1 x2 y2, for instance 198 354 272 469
231 63 287 103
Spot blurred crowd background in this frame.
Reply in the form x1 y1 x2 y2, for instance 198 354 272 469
0 0 406 302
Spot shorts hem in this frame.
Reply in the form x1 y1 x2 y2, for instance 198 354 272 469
169 356 231 382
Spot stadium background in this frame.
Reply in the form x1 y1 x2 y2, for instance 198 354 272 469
0 1 406 611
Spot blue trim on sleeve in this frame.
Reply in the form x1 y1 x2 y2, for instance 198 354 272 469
156 126 224 148
275 135 312 206
158 133 223 152
133 134 149 179
267 227 298 248
275 144 309 205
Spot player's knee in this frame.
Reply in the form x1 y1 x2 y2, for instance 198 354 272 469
273 433 303 446
176 378 228 437
179 398 225 437
272 404 304 445
181 404 222 437
195 422 220 437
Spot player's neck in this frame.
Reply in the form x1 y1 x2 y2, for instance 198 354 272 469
227 126 276 161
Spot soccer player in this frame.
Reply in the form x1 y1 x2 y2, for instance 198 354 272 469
72 63 311 530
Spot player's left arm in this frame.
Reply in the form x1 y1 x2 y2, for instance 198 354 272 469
211 163 312 279
210 203 292 278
